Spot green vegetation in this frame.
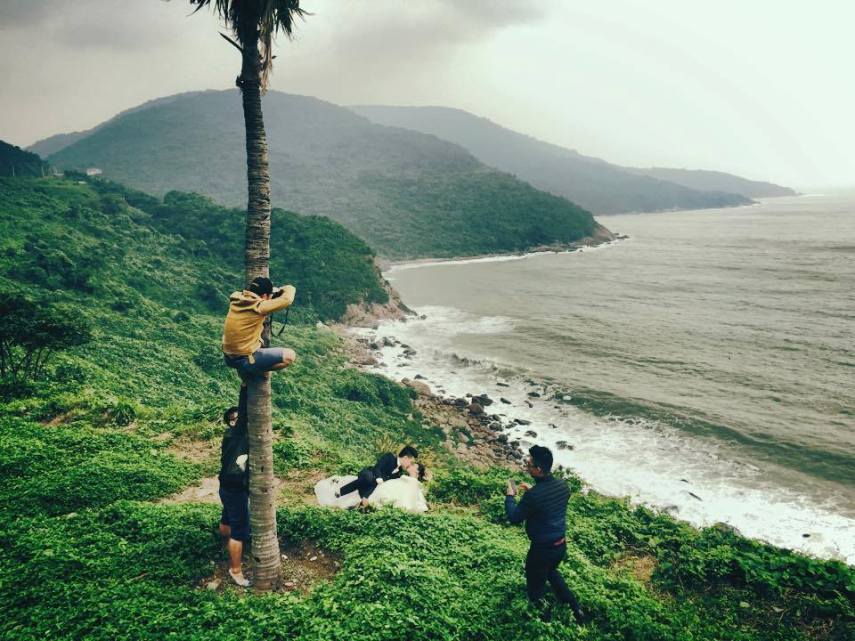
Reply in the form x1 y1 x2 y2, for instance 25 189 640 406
0 176 387 322
45 90 601 258
0 293 92 395
0 140 49 177
0 176 851 640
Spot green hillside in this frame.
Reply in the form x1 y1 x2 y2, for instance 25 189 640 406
0 175 852 641
1 140 49 177
45 90 605 259
0 176 387 322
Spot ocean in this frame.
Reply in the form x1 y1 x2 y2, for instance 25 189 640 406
355 194 855 563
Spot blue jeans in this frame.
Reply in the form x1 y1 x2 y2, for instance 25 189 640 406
223 347 286 378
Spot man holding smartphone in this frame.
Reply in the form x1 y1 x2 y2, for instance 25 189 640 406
506 445 585 623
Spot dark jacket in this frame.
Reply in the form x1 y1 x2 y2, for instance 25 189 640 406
219 386 249 491
372 452 402 482
505 474 569 545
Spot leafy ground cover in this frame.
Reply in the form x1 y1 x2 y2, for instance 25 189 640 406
0 177 851 640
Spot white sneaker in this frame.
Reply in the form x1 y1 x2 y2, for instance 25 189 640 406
228 568 250 587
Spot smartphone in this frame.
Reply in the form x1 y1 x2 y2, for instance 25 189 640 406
509 478 517 494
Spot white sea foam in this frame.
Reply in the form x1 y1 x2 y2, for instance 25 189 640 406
352 307 855 565
387 239 625 274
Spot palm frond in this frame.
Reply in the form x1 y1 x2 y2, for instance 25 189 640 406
187 0 307 89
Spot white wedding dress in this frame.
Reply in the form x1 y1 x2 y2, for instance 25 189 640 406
368 476 428 513
314 475 362 509
313 475 428 513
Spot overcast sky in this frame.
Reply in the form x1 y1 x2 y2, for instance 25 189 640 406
1 0 853 189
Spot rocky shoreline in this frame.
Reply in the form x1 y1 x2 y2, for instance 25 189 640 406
341 332 549 470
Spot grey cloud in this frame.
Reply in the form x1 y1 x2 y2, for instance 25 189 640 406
0 1 54 27
1 0 186 49
324 0 553 61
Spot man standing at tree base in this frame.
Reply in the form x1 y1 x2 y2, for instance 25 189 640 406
219 385 251 586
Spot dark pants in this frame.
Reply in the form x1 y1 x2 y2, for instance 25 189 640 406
339 468 377 499
219 487 250 542
525 542 580 609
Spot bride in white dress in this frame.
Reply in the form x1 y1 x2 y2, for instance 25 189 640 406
315 462 428 513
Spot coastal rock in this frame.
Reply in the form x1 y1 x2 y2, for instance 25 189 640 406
453 398 469 408
555 441 573 450
500 397 511 404
525 401 533 408
524 430 538 438
528 391 541 398
468 402 485 416
713 522 743 537
497 381 510 387
514 418 532 426
473 393 493 406
402 378 433 397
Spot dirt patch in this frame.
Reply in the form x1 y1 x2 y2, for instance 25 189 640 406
162 475 290 505
166 438 219 466
41 411 77 427
612 554 658 585
160 476 222 504
198 540 341 594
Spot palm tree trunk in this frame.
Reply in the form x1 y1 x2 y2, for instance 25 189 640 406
239 29 281 591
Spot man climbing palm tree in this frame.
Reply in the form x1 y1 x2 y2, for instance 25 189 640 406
184 0 307 590
222 276 296 379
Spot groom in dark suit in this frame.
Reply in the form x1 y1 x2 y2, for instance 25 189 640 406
337 445 419 503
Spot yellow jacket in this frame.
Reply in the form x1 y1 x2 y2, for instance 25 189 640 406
222 285 296 356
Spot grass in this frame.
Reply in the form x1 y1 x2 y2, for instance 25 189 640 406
0 176 851 641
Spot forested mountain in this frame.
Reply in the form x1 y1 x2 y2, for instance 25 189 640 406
44 91 606 259
0 140 49 177
625 167 798 198
350 105 765 214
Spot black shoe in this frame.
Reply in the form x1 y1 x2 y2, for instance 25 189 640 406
539 606 554 623
571 606 587 625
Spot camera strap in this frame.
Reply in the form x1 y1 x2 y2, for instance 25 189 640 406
274 308 290 337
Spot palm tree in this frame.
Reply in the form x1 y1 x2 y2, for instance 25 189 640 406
187 0 306 591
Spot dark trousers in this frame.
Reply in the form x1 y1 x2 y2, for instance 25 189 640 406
525 543 580 608
339 468 377 499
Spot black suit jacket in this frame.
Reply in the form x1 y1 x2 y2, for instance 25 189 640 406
372 452 402 482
